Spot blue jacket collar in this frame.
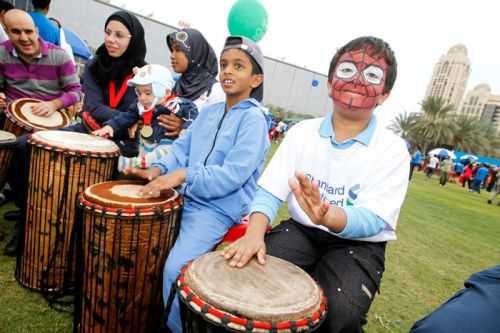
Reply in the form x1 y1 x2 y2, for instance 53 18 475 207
319 111 377 146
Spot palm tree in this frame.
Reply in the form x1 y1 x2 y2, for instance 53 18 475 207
412 96 456 153
388 111 418 141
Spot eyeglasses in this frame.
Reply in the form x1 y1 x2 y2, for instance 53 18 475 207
104 29 132 41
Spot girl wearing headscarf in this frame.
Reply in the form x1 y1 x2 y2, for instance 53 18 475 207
158 28 224 137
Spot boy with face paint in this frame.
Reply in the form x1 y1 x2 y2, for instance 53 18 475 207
223 36 410 333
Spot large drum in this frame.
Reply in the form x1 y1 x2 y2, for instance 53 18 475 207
177 252 327 333
16 131 119 292
75 180 183 333
0 130 17 189
3 98 71 136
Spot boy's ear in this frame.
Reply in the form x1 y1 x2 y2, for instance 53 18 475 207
326 80 333 98
250 74 264 89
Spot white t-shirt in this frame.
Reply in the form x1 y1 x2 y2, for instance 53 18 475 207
193 81 225 112
258 117 410 242
428 156 439 169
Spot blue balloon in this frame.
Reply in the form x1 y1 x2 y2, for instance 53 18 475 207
312 79 319 87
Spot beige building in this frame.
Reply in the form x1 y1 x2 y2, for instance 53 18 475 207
424 44 471 111
459 83 491 118
482 94 500 132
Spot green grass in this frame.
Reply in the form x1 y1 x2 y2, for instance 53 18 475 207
0 144 499 332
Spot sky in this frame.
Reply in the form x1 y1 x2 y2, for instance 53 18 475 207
118 0 500 125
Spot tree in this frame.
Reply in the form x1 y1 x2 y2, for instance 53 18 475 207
411 96 456 153
388 111 418 141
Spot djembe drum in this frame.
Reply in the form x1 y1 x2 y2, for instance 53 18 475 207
16 131 119 292
3 98 71 136
177 252 327 333
0 130 17 189
75 180 183 333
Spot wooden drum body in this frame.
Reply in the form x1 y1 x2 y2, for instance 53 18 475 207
0 130 17 189
3 98 70 136
75 180 183 333
178 252 327 333
16 131 119 292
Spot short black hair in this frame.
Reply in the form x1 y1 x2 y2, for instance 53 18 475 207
328 36 397 94
0 1 14 11
32 0 51 10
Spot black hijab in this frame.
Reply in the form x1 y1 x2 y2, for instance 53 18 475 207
166 28 218 101
90 11 147 87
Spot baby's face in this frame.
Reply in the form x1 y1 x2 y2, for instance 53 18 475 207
135 85 155 109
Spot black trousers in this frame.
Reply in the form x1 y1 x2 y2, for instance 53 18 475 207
265 219 386 333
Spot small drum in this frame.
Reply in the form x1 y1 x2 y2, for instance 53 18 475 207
177 252 327 333
0 130 17 189
75 180 183 333
16 131 119 292
3 98 71 136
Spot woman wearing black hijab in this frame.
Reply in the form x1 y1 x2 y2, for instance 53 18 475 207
158 28 224 137
82 11 146 129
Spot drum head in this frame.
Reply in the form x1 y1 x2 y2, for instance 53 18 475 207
7 98 70 130
0 130 17 147
30 130 120 155
182 252 324 325
83 180 179 211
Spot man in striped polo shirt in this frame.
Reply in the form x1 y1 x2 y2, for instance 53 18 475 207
0 9 81 126
0 9 82 256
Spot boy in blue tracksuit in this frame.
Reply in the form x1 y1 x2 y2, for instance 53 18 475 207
126 36 269 333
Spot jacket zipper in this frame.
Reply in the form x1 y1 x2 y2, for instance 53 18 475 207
204 110 228 166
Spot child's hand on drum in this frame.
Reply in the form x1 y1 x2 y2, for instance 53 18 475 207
139 169 186 198
31 101 57 117
92 125 114 138
123 166 161 181
222 213 269 268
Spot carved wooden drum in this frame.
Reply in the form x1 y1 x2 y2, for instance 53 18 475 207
75 180 183 333
16 131 119 292
177 252 327 332
3 98 71 136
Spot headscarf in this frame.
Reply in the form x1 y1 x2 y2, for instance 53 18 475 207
166 28 218 101
90 11 147 87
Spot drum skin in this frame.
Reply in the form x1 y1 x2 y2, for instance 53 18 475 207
75 180 183 333
3 98 71 136
15 131 119 293
0 130 17 189
177 252 327 333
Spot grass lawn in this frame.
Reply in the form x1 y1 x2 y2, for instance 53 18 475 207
0 142 499 332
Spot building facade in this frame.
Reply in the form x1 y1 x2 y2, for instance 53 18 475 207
423 44 470 111
27 0 331 117
482 95 500 132
459 83 491 118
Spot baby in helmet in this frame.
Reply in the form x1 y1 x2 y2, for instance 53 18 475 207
93 64 199 171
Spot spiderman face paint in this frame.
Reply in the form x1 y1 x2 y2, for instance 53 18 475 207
331 47 388 112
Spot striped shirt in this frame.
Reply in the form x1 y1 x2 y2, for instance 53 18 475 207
0 38 82 108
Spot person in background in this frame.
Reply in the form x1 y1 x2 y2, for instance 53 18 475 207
439 157 452 186
426 154 439 178
29 0 59 45
160 28 225 138
409 145 422 180
93 64 198 171
0 0 13 43
471 163 489 193
452 160 464 184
